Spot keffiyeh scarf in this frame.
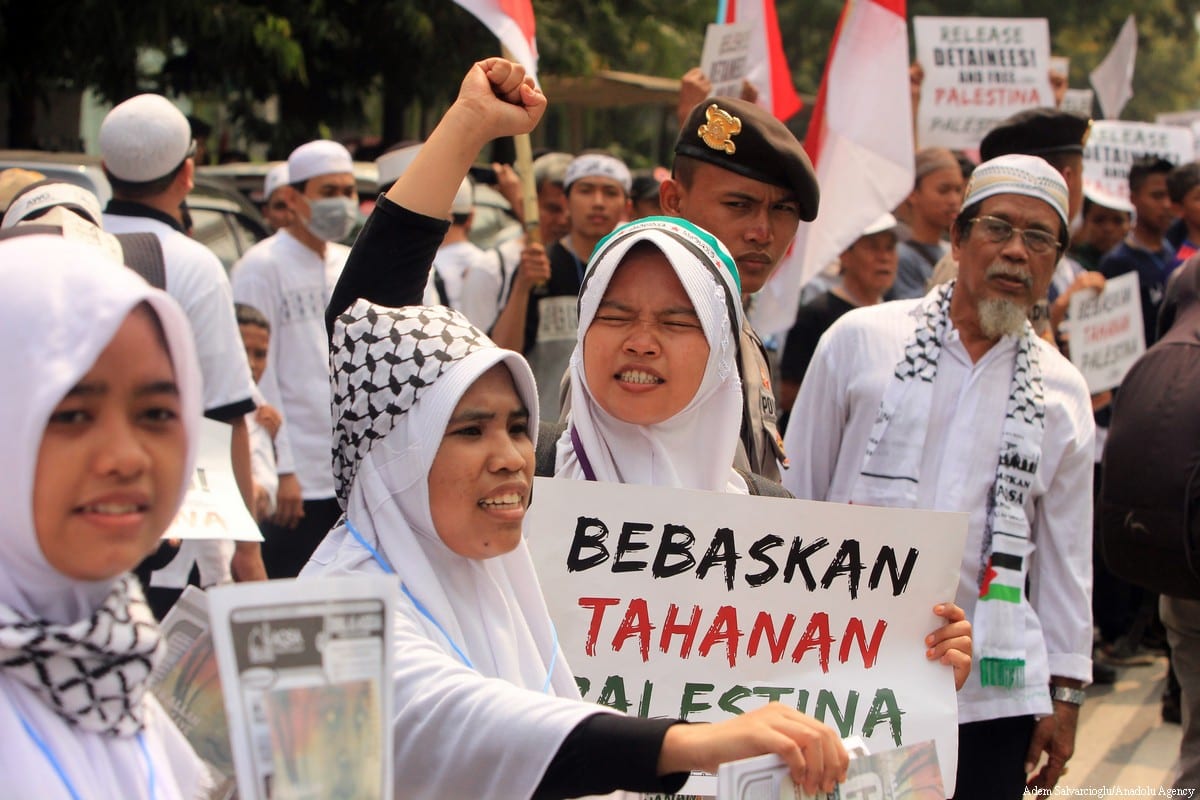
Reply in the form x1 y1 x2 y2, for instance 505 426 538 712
851 281 1046 689
330 303 491 507
0 575 164 735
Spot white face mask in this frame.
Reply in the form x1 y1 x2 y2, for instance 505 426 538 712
304 196 358 242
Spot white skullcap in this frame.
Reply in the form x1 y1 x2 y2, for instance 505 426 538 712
451 178 473 216
563 153 632 193
99 94 193 183
963 154 1070 229
860 212 898 237
2 181 104 229
287 140 354 184
263 162 289 200
376 144 421 189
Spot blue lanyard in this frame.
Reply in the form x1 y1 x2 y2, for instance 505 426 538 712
18 712 157 800
343 518 559 692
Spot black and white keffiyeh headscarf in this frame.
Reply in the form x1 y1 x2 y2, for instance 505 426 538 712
850 280 1046 689
330 302 492 507
0 235 207 798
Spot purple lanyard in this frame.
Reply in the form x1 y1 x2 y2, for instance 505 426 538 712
569 425 597 481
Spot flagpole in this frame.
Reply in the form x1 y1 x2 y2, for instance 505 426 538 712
501 44 541 246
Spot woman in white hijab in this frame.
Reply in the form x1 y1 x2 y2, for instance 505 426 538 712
304 301 848 798
555 216 750 492
0 235 208 798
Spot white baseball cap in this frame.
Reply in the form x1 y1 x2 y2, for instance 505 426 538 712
99 94 194 183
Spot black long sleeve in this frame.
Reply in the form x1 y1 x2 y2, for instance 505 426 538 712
325 195 450 337
533 713 690 799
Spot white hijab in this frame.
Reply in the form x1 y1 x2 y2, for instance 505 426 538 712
0 235 207 798
305 303 602 800
556 217 747 492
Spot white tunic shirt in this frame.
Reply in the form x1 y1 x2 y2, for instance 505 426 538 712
230 230 349 499
434 239 492 312
782 298 1095 724
103 211 256 418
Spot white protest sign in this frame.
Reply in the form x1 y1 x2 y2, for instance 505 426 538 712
1083 120 1196 209
1067 271 1146 393
700 23 753 98
527 478 968 795
163 417 263 542
914 17 1053 150
1061 89 1094 117
1156 110 1200 157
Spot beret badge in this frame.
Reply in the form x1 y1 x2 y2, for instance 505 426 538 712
698 104 742 155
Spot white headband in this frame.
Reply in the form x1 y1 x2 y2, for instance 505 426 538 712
563 153 632 193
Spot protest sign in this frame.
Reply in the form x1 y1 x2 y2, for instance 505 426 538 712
163 418 263 542
717 740 943 800
527 478 968 795
1061 89 1094 117
150 586 236 799
1083 120 1196 209
913 16 1053 150
700 23 753 98
1156 110 1200 157
1067 271 1146 393
209 576 396 800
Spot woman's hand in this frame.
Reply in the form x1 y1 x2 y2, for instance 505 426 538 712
450 58 547 142
658 704 848 796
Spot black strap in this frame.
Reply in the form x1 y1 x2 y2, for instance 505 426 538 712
536 420 567 478
733 467 794 498
116 232 166 289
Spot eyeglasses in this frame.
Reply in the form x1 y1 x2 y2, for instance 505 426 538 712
968 215 1060 256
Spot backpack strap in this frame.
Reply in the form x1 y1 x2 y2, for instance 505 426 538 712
536 420 567 478
733 466 794 498
115 232 166 289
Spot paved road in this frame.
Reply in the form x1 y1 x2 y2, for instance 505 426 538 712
1060 655 1189 796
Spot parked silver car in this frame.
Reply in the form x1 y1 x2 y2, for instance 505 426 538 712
0 150 269 271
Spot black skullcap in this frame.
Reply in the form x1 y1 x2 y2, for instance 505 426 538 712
980 107 1091 162
674 97 819 221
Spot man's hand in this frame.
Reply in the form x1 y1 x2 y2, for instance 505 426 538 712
494 162 525 224
231 541 268 582
255 403 282 440
252 482 272 522
926 603 973 690
678 67 712 127
1025 695 1081 791
272 473 304 529
511 243 551 294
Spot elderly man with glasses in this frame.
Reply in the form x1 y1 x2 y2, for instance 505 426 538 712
782 154 1095 800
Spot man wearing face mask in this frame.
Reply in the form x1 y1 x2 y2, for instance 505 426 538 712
231 139 358 578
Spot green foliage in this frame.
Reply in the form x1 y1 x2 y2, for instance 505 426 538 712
3 1 1198 152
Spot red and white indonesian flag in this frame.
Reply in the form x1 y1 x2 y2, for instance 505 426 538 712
750 0 915 340
453 0 539 83
718 0 803 121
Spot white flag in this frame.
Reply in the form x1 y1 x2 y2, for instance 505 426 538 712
1090 15 1137 119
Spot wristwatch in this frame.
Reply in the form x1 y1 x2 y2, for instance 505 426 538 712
1050 685 1086 705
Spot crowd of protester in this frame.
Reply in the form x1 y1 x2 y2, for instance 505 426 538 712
0 49 1196 800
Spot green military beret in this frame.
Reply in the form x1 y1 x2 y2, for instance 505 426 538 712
980 107 1092 161
674 97 820 222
